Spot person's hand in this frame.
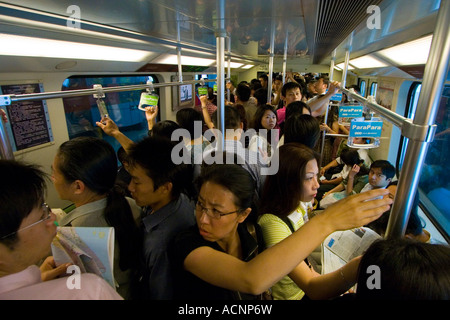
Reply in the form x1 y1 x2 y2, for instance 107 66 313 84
96 117 120 137
0 109 7 123
144 105 158 122
321 188 392 231
328 81 340 95
199 94 208 107
40 256 72 281
348 164 360 179
320 167 326 176
320 123 330 132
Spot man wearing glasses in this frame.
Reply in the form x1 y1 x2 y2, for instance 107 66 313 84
0 160 122 300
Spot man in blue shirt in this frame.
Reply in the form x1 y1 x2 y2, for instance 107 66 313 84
127 137 196 299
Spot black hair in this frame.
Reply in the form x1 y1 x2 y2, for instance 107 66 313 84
176 108 204 140
196 164 256 211
356 238 450 299
151 120 181 140
251 104 277 130
281 81 302 98
128 136 195 200
284 114 320 149
57 136 141 271
340 148 363 166
260 143 320 218
235 83 251 102
253 88 268 106
0 160 47 247
370 160 396 179
285 101 311 119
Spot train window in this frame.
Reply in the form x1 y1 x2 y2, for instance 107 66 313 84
398 82 422 168
61 75 159 154
399 82 450 241
370 82 378 97
359 80 366 97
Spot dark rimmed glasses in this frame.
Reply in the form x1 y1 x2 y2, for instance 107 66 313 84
195 201 242 220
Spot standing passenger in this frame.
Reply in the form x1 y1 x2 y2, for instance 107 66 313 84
258 143 363 300
51 136 142 299
171 163 392 300
127 136 196 299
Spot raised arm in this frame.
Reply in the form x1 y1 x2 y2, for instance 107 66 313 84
200 95 215 130
183 189 391 295
309 81 340 117
96 117 135 153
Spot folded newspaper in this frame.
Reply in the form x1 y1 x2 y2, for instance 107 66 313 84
321 227 381 274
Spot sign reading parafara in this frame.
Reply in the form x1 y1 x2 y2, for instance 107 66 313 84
349 117 383 137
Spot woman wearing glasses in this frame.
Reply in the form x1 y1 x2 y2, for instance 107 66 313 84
0 160 122 299
171 162 392 300
51 136 142 299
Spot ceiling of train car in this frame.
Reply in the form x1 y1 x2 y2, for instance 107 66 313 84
0 0 442 76
0 0 383 65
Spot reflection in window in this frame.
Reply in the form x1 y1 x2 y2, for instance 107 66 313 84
360 80 366 97
370 82 378 97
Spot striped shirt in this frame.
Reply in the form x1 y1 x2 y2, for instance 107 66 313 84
257 205 307 300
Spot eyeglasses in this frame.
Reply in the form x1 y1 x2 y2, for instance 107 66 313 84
195 201 241 220
0 203 52 240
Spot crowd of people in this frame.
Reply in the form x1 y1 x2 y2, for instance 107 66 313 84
0 72 449 301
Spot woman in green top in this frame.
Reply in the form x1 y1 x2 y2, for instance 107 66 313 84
258 143 364 300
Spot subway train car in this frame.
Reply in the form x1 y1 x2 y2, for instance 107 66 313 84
0 0 449 300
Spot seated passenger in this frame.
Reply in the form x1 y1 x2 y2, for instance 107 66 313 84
355 238 450 300
171 163 392 300
258 143 363 300
320 159 394 209
51 136 142 299
127 136 196 299
366 182 442 244
0 160 122 300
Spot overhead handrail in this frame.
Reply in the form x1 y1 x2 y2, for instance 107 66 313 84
0 79 221 105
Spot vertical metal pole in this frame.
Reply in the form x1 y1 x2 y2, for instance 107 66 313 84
227 36 231 102
216 0 226 141
176 11 183 83
329 49 336 82
0 114 14 160
282 28 289 86
386 0 450 239
319 50 337 166
341 33 353 89
267 13 276 104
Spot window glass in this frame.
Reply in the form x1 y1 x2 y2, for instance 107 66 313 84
360 80 366 97
61 75 158 154
370 82 378 96
399 83 449 240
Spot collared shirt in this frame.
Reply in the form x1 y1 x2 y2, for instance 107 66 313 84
0 266 122 300
141 193 196 299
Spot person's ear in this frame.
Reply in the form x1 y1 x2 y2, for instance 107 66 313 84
72 180 86 195
237 208 252 224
